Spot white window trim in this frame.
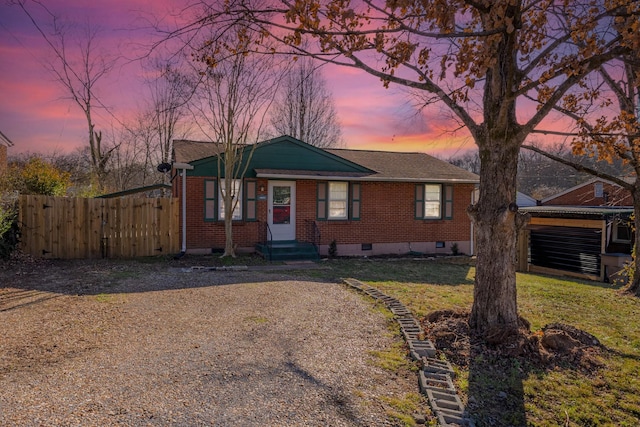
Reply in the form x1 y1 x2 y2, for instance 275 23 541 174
328 181 348 220
219 179 242 221
424 184 442 219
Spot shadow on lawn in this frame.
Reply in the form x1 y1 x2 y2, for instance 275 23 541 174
0 255 333 298
466 342 528 426
319 258 475 286
518 271 626 291
0 255 475 299
426 311 611 426
425 311 528 426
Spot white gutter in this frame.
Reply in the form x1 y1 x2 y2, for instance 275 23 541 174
255 172 479 184
175 163 194 254
174 162 195 170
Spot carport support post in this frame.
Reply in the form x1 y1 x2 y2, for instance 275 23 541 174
173 162 194 254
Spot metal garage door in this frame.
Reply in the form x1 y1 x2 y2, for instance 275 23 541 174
529 225 602 276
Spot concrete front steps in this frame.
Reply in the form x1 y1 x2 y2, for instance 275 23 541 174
255 240 320 261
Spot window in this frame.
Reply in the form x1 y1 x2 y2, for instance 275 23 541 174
204 179 255 222
594 182 604 198
272 185 292 224
328 182 348 219
415 184 453 220
219 179 242 220
613 221 632 243
424 184 441 218
317 182 361 220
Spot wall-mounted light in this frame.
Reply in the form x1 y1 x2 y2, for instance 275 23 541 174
259 185 265 192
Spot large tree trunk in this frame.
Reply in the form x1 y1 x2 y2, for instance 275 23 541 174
223 214 235 258
468 134 527 341
222 158 237 258
467 7 532 340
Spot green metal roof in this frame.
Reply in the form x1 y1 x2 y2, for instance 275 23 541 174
185 135 374 178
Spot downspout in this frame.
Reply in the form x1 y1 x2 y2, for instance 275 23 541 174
173 162 194 257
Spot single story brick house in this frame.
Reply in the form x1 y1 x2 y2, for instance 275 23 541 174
172 136 479 258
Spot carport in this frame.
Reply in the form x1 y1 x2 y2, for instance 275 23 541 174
517 206 634 282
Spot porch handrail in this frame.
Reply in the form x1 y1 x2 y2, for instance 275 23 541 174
265 221 273 261
307 219 322 257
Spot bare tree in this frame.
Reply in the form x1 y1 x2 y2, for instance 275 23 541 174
517 142 629 199
523 42 640 295
143 58 192 171
447 151 480 175
269 56 343 147
447 146 595 199
103 124 152 192
188 24 287 257
14 0 120 191
169 0 638 340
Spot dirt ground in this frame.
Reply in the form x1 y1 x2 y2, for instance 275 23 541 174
422 309 605 426
0 257 422 426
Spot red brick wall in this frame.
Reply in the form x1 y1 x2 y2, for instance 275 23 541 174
174 175 268 251
175 175 475 254
543 181 632 206
299 180 473 245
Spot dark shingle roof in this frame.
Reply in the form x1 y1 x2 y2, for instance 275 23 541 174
326 148 478 182
173 139 479 183
173 140 223 163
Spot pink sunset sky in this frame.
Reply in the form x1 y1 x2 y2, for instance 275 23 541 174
0 1 477 159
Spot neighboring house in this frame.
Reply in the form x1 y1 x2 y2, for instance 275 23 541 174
517 177 636 282
172 136 479 258
0 130 13 175
516 192 537 207
95 184 173 199
541 177 633 207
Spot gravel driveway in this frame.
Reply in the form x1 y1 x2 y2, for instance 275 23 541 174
0 259 418 426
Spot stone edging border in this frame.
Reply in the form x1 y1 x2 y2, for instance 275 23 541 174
343 278 474 427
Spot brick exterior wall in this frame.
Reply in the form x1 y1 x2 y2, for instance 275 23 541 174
543 181 632 206
0 145 7 175
175 175 475 256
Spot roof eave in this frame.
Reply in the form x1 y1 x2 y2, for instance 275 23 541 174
255 171 478 183
173 162 194 170
0 130 14 147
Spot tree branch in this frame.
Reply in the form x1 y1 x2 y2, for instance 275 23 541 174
522 144 633 190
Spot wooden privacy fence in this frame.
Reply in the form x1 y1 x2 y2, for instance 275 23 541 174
19 195 180 259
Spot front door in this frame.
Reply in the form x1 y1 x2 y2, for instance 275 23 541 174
268 181 296 241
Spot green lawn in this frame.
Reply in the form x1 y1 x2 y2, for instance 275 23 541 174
297 258 640 426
